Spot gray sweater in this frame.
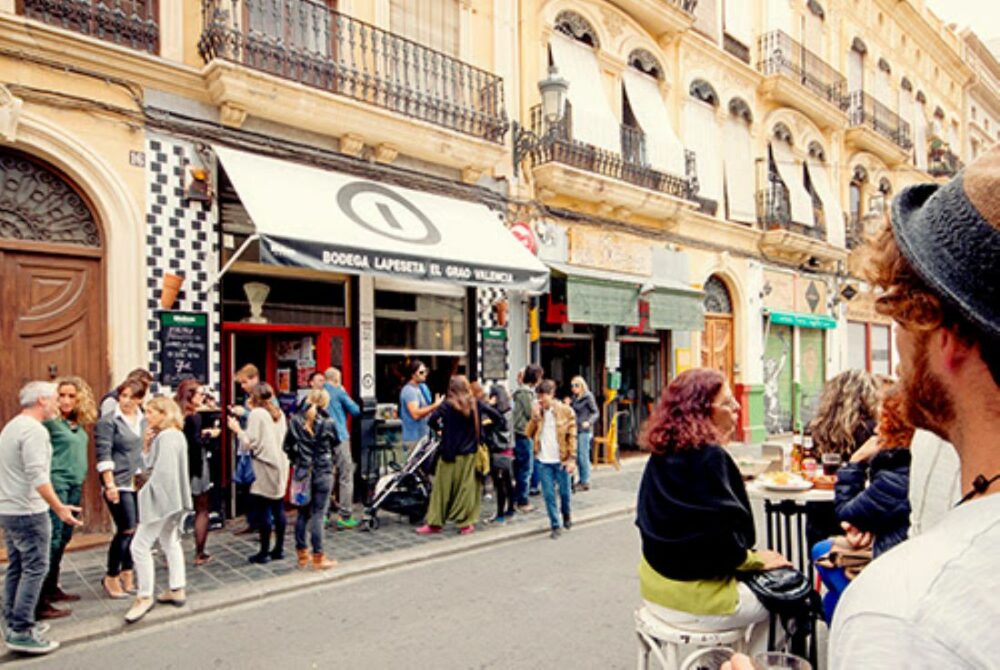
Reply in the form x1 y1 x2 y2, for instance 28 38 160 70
138 428 193 525
94 409 146 489
0 415 52 515
238 408 289 500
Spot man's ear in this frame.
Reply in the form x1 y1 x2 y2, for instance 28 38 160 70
937 327 974 373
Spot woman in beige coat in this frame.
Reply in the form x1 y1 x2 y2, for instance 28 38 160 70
228 383 288 564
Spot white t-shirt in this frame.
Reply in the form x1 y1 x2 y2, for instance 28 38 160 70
908 429 961 537
830 493 1000 669
537 409 560 464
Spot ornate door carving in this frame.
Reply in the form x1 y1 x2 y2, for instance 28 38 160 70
701 276 735 390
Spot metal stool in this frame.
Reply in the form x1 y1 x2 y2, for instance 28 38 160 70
634 607 750 670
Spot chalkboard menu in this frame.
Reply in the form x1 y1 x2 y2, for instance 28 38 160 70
481 328 508 381
159 312 209 387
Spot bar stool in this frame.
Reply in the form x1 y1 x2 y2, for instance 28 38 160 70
634 607 750 670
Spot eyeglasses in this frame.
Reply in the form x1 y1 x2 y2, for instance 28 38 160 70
571 383 581 388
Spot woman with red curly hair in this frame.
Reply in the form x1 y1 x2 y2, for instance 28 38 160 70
635 368 789 652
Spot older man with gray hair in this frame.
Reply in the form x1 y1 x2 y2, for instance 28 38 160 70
0 382 82 655
323 367 361 529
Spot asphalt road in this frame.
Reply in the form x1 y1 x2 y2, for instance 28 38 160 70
25 514 642 669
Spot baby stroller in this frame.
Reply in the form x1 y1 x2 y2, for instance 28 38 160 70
362 432 438 531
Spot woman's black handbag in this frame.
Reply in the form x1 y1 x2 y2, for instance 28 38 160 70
740 567 821 656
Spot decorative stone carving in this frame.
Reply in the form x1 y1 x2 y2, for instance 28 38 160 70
554 10 600 48
689 79 719 106
728 97 753 124
808 141 826 161
703 275 733 314
374 143 398 164
851 37 867 55
600 7 624 40
0 85 23 142
339 133 364 157
772 122 793 145
218 102 247 128
0 149 100 247
628 48 664 80
461 166 483 184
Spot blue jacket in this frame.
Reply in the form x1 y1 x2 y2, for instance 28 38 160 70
834 447 911 557
323 383 360 442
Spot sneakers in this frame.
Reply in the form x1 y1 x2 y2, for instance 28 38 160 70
5 628 59 655
336 517 360 530
493 515 507 525
458 525 475 536
549 527 562 540
516 503 535 513
415 524 442 535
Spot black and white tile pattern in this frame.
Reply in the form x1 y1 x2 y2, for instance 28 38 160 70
476 286 509 382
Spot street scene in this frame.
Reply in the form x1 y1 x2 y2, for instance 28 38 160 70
1 0 999 668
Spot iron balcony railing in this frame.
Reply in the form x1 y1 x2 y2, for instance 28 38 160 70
928 149 963 178
20 0 160 54
757 30 845 106
528 103 693 201
756 182 826 241
198 0 507 143
846 91 912 151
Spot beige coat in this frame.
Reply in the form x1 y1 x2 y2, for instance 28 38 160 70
525 401 577 463
239 407 289 500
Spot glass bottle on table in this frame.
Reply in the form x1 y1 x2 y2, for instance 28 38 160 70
790 431 804 473
802 430 817 476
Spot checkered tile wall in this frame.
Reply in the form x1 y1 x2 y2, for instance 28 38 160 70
476 286 509 382
144 133 220 395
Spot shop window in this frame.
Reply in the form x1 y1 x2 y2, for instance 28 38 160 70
390 0 460 56
848 320 892 375
374 290 466 353
764 323 794 433
221 271 346 326
799 328 826 428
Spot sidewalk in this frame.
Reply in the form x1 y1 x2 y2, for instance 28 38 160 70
0 458 646 657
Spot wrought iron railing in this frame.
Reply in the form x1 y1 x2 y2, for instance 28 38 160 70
21 0 160 54
928 149 963 177
845 91 912 150
846 213 864 249
756 182 825 240
528 103 693 201
757 30 845 106
673 0 700 12
198 0 507 143
724 33 751 64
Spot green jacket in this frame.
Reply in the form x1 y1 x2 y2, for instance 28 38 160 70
511 386 535 437
45 418 89 487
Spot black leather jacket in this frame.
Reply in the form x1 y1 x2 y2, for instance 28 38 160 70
284 409 339 475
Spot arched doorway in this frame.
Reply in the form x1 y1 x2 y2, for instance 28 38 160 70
701 275 734 391
0 147 109 532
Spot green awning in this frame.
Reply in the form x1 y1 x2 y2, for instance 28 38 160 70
648 289 705 331
567 277 638 326
767 309 837 329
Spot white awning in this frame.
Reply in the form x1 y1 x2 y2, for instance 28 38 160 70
549 33 621 154
685 101 723 203
724 0 752 46
806 159 844 247
621 68 686 176
723 119 757 224
771 142 814 226
214 146 549 292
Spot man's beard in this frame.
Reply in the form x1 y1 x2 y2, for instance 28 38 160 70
900 332 955 437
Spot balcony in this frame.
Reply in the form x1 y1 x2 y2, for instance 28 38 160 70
928 148 963 178
756 182 845 266
757 31 846 129
20 0 159 54
527 103 696 224
198 0 508 178
610 0 697 42
844 91 912 166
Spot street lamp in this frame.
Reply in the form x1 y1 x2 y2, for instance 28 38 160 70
512 65 569 177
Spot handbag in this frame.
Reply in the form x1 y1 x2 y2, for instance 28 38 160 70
740 567 821 657
289 465 312 507
472 404 491 477
233 450 256 486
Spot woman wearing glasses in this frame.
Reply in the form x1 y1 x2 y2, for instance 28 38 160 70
568 376 599 492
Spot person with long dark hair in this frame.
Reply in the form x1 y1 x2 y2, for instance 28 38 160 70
94 377 147 599
399 360 442 456
636 368 789 655
174 379 220 567
416 376 505 536
228 383 288 564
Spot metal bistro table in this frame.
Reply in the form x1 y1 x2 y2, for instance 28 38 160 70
747 481 834 665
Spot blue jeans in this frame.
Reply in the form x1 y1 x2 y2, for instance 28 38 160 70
513 435 534 506
537 462 571 530
812 538 850 623
530 458 540 493
0 512 51 633
576 431 593 485
295 472 333 554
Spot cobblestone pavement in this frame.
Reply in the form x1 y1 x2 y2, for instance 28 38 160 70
0 462 645 646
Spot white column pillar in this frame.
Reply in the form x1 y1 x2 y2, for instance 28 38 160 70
358 275 377 401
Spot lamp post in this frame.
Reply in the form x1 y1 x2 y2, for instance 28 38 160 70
511 65 569 177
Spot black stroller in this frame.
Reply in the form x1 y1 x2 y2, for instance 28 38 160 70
362 433 438 531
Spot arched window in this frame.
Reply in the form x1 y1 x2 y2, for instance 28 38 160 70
807 141 826 161
554 10 599 48
689 79 719 106
703 276 733 315
878 177 892 195
728 97 753 124
628 48 663 80
772 122 793 145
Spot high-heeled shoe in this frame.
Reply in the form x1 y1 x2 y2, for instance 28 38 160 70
101 575 128 600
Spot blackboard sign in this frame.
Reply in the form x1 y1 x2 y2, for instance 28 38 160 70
481 328 508 381
159 311 209 387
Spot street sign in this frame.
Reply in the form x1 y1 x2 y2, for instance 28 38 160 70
605 340 621 370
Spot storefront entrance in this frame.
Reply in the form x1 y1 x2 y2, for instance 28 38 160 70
618 337 664 450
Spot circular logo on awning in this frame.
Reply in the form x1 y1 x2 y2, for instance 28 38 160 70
337 182 441 245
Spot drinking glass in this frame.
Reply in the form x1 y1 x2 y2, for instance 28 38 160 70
752 652 813 670
821 452 843 476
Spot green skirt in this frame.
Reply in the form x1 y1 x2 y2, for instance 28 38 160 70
425 452 481 528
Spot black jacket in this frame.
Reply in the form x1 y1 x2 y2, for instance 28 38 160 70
182 412 215 480
283 409 339 475
429 400 505 462
835 447 911 556
570 392 599 432
636 444 757 581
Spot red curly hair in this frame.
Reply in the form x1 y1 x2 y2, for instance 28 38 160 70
877 385 915 450
640 368 725 455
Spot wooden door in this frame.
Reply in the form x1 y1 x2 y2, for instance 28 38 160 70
701 316 734 391
0 250 108 531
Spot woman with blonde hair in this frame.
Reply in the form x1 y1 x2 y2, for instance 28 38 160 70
125 396 192 623
36 376 97 620
228 383 289 564
569 375 599 492
284 388 339 570
416 376 505 536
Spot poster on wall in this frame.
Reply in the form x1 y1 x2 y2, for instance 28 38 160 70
764 324 793 433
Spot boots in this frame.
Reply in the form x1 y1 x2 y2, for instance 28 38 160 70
296 548 311 569
311 552 337 571
119 570 137 595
